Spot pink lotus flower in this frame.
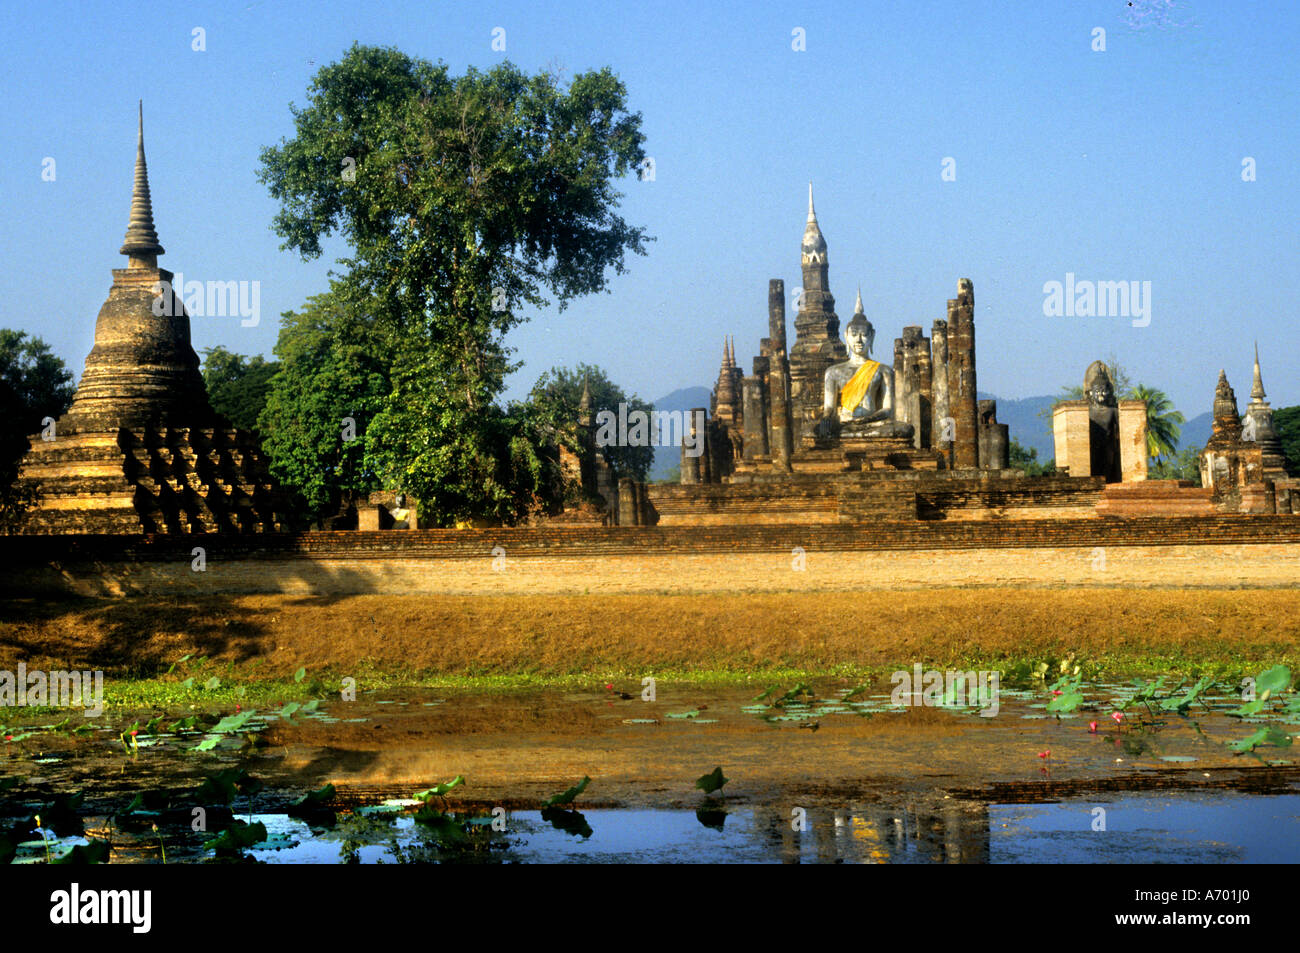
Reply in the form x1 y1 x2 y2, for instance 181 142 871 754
130 729 138 736
1111 711 1124 724
1038 750 1050 759
1088 721 1098 733
604 683 614 691
1052 690 1062 696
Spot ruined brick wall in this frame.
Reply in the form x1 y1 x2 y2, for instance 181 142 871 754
4 515 1299 597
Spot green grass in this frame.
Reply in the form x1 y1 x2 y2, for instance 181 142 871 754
2 647 1292 724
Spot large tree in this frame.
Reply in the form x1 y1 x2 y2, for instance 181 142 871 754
201 346 279 433
258 46 650 525
0 329 75 432
257 287 392 524
526 363 654 483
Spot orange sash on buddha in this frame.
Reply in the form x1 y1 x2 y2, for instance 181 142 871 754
839 360 880 415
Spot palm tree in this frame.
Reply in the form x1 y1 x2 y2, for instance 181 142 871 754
1130 384 1184 462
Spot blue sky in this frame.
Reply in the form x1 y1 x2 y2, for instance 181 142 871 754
3 0 1297 421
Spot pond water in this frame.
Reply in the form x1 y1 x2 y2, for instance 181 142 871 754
3 675 1297 863
216 790 1300 863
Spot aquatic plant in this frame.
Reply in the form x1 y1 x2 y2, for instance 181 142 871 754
1227 726 1293 754
542 776 590 808
696 767 728 798
193 708 258 751
204 819 267 860
51 839 110 865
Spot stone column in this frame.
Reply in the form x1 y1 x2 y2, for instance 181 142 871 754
680 408 704 484
1052 402 1091 477
767 280 793 472
977 400 1009 470
617 477 638 526
742 376 768 460
1117 400 1149 482
931 318 950 465
917 330 933 449
896 326 930 450
946 280 979 469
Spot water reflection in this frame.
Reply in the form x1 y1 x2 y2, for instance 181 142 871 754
238 789 1298 863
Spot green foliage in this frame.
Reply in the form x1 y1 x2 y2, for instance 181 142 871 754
540 805 593 838
1257 665 1292 697
1008 439 1053 476
1274 406 1300 477
542 775 590 808
257 287 391 525
0 330 74 531
288 783 338 826
1130 384 1185 462
414 775 465 801
695 766 728 796
204 819 268 856
0 329 75 431
290 783 336 810
201 346 279 433
368 382 568 526
258 46 650 527
197 768 262 805
1227 726 1292 754
526 363 654 483
1159 676 1213 712
1045 673 1085 713
51 839 110 865
1150 445 1202 484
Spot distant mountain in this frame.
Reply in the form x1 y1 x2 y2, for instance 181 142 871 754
648 386 711 481
1180 412 1212 454
979 393 1057 462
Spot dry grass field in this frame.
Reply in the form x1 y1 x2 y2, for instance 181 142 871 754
3 586 1298 680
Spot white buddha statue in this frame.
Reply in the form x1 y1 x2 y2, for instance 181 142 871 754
818 290 910 439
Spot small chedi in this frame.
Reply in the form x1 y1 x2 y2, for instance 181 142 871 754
17 104 286 534
1200 351 1296 513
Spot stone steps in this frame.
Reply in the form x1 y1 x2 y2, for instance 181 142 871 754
1095 480 1217 517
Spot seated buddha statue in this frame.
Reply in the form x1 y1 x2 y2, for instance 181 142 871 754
817 291 913 440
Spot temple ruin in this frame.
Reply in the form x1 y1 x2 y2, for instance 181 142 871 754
16 104 286 534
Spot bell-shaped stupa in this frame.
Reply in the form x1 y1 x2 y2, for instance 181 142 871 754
18 104 284 534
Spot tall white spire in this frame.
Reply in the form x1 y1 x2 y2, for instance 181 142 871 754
854 286 864 314
801 182 827 264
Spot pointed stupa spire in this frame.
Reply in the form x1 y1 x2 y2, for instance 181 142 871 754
854 286 864 315
801 181 827 264
1251 342 1266 400
119 101 165 262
